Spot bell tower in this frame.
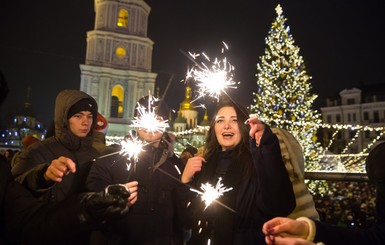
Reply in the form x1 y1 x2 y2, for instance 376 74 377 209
80 0 156 136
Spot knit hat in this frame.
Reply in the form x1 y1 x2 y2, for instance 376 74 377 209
95 113 109 134
182 146 198 156
67 98 97 119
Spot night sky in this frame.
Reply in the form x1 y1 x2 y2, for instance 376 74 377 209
1 0 384 127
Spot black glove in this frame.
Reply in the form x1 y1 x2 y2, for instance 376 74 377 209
79 184 130 223
366 142 385 184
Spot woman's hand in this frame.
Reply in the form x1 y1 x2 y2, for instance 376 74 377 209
181 156 205 183
263 217 310 244
246 116 265 146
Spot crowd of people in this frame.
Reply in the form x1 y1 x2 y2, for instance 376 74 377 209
311 180 377 229
1 69 384 245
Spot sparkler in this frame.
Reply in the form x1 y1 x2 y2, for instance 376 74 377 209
184 41 239 102
119 132 147 165
131 94 169 134
190 177 234 211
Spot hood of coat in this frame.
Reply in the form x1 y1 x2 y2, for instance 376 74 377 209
54 89 98 150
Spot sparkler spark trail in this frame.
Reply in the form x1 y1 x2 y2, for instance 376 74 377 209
184 41 239 102
190 177 233 210
131 94 169 134
119 133 147 164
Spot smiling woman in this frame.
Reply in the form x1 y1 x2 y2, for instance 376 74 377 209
178 98 296 245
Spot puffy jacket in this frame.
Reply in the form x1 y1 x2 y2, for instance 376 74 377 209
11 89 100 203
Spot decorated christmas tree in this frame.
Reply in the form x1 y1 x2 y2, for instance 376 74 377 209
249 4 322 170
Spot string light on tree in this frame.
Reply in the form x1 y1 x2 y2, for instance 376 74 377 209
249 4 322 170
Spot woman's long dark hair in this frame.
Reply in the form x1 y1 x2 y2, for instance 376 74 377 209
204 99 251 161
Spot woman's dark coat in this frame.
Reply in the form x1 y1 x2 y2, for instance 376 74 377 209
179 126 296 245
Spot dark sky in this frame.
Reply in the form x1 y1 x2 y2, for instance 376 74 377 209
1 0 384 127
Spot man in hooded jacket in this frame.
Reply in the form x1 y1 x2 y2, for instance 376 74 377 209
0 76 137 244
11 89 100 203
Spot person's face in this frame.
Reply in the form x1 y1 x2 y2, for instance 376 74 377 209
68 111 94 137
214 106 241 151
137 128 163 144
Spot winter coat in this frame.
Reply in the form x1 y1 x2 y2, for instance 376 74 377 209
11 89 100 203
87 132 185 245
1 154 100 245
180 126 296 245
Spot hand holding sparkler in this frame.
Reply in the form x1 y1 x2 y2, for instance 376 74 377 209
122 181 139 206
181 156 206 183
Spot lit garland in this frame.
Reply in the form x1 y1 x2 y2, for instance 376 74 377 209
341 129 362 154
324 129 339 152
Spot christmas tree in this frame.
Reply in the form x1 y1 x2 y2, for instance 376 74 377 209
249 4 322 170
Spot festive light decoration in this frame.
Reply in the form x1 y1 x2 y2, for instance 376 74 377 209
249 4 322 170
184 41 239 102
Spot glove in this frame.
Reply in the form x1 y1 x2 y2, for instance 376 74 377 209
79 184 130 223
366 142 385 184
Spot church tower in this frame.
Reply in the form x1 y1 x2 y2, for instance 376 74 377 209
80 0 156 136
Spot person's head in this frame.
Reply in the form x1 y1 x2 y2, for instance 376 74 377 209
366 142 385 184
67 98 98 137
134 95 169 144
180 145 198 164
181 146 198 158
54 89 98 140
205 99 250 156
4 149 13 160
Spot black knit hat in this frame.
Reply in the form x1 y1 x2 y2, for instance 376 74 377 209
67 98 98 119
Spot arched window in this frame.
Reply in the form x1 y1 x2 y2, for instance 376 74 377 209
111 85 124 118
117 9 128 27
116 47 126 59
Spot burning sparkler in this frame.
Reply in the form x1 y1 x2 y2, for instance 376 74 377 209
131 93 169 134
184 41 239 102
190 177 233 210
119 132 147 164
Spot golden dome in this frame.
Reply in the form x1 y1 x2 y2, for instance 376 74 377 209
180 85 195 110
